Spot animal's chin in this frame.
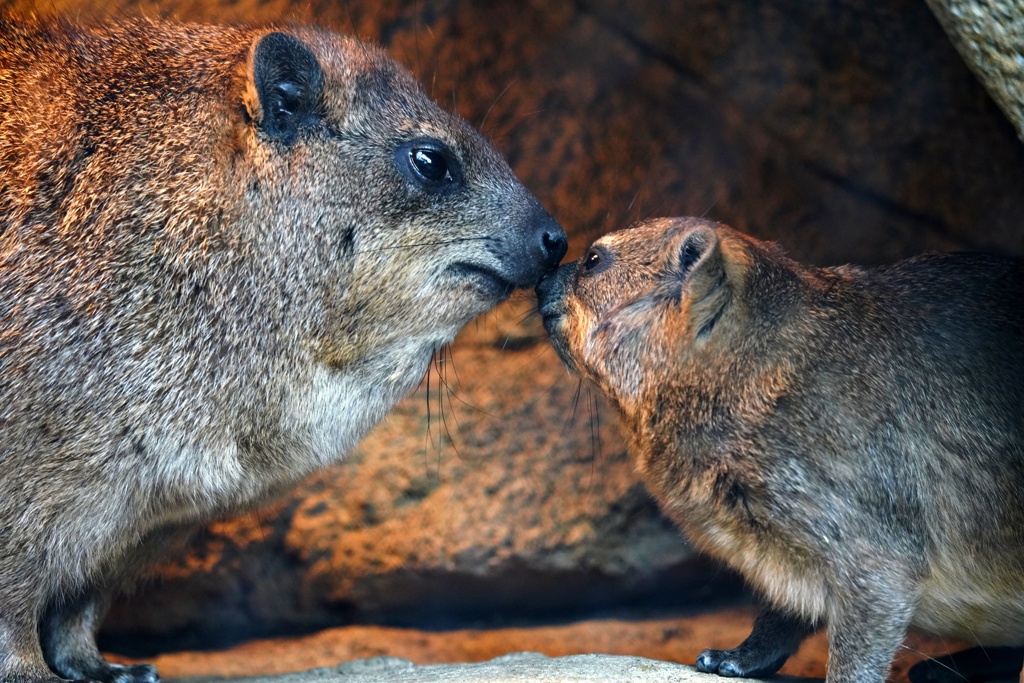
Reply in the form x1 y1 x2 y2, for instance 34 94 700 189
446 262 520 303
542 320 580 374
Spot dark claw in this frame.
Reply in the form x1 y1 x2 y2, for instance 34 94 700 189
718 660 745 677
123 664 160 683
94 663 160 683
696 649 722 673
695 647 788 679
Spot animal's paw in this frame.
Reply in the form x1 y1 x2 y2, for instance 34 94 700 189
107 664 159 683
61 663 159 683
696 648 788 679
2 667 156 683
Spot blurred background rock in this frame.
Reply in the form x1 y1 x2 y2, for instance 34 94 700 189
2 0 1022 679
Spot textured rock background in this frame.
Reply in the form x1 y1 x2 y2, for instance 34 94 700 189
1 0 1022 679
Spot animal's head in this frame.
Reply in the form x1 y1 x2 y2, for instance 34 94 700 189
237 28 566 367
536 218 759 412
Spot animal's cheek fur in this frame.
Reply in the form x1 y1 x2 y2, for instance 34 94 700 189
563 296 596 366
581 309 657 406
573 305 637 393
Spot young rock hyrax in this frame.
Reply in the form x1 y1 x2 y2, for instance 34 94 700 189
0 15 566 683
537 217 1023 683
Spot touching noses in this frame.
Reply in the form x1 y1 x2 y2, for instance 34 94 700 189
536 216 568 272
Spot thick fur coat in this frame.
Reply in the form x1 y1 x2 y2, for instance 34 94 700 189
538 217 1023 683
0 16 565 683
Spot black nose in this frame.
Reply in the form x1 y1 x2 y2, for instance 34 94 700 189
536 217 568 270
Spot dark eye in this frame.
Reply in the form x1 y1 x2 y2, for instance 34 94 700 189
411 148 450 183
396 138 461 192
581 245 611 275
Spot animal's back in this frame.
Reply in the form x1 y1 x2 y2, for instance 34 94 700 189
792 252 1024 643
875 254 1024 643
0 19 267 522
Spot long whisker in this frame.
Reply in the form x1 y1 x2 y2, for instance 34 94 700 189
434 348 446 475
490 108 547 142
440 346 493 417
896 643 967 682
561 376 584 440
480 79 517 135
434 345 464 461
625 184 643 216
422 356 436 479
514 303 541 325
342 0 369 48
700 200 719 218
447 342 466 394
413 0 423 80
586 384 601 494
355 237 489 254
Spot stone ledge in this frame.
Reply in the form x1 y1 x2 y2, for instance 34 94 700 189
173 652 816 683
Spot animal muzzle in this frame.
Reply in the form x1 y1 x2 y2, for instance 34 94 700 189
535 262 579 371
502 206 568 288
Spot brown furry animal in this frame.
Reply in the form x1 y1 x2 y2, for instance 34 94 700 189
537 217 1024 683
0 15 566 683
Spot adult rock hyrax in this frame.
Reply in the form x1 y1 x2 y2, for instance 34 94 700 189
537 217 1024 683
0 15 567 683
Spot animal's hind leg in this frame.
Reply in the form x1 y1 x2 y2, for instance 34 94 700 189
695 605 816 677
40 587 158 683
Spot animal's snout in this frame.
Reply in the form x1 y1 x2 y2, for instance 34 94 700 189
535 262 578 372
535 261 575 319
503 206 567 288
535 266 562 310
535 216 568 272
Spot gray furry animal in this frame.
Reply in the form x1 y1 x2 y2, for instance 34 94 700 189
537 217 1024 683
0 16 566 683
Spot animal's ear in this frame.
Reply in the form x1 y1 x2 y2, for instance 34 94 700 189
249 32 324 145
675 229 713 278
669 227 725 301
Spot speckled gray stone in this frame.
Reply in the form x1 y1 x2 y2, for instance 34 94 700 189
171 652 796 683
926 0 1024 142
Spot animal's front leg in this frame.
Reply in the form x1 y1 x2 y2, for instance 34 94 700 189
40 587 157 683
824 576 917 683
696 605 816 678
0 601 69 683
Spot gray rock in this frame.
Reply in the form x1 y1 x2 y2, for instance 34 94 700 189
172 653 794 683
926 0 1024 142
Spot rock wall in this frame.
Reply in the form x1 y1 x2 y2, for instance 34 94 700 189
2 0 1022 654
